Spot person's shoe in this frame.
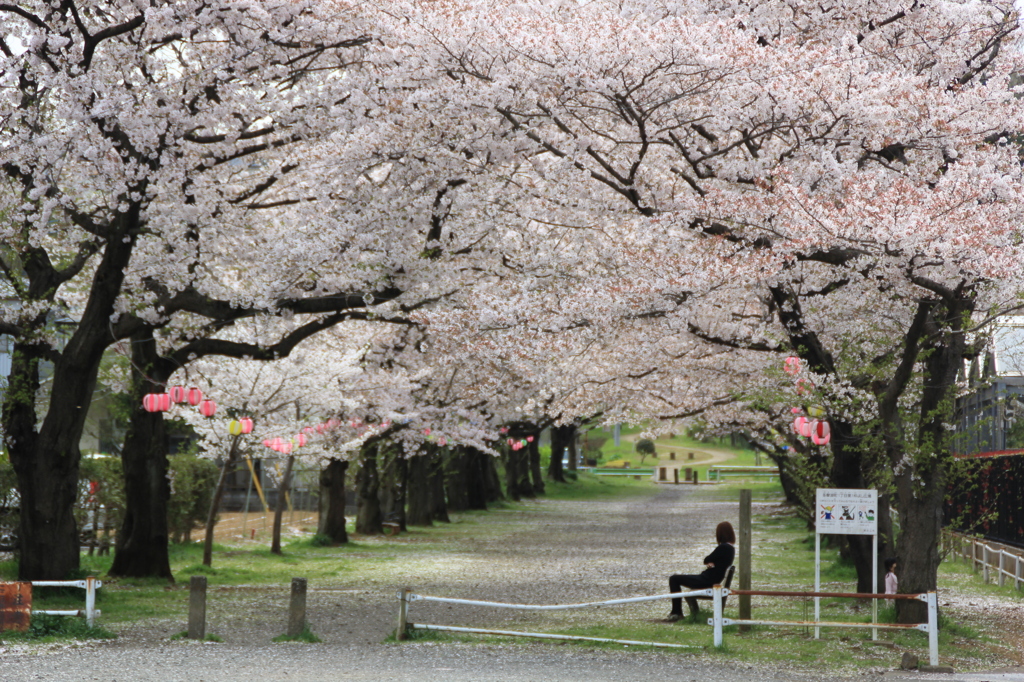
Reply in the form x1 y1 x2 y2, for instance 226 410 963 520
665 613 683 622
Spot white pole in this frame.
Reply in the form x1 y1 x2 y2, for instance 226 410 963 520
713 585 723 647
85 577 97 627
814 532 821 640
998 550 1006 588
983 545 990 583
927 591 939 666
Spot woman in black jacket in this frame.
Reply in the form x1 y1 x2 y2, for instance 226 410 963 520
667 521 736 620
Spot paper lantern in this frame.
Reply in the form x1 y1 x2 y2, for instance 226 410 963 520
810 420 831 445
796 378 814 396
142 393 162 412
270 437 283 451
438 437 447 447
199 399 217 417
159 393 171 411
187 387 203 406
807 405 825 418
281 441 293 455
240 417 254 434
263 439 272 449
169 386 187 404
526 436 534 443
228 420 243 436
784 356 801 375
296 434 307 447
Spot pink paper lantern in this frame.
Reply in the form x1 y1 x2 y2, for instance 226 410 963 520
199 399 217 417
187 387 203 406
784 356 801 375
263 439 272 448
526 436 534 443
811 420 831 445
158 393 171 411
296 434 307 447
271 437 283 451
438 437 447 446
240 417 254 434
169 386 187 404
142 394 161 412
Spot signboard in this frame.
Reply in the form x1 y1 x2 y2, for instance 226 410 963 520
816 488 877 536
0 582 32 632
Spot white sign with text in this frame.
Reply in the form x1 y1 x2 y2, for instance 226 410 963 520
815 488 878 536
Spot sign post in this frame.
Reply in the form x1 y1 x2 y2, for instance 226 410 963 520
815 488 878 639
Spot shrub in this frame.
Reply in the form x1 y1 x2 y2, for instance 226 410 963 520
168 450 219 543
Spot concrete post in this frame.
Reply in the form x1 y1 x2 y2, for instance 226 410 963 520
288 577 307 637
188 576 207 640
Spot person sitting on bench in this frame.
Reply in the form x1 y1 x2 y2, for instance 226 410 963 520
667 521 736 621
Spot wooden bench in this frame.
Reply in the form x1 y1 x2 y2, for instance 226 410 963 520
684 564 735 617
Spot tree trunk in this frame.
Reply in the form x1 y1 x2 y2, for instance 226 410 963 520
406 453 433 526
893 300 966 623
355 445 383 535
5 342 82 581
548 425 571 483
380 450 408 531
481 449 503 504
504 443 521 502
528 434 545 495
317 459 349 543
202 438 241 567
270 455 295 555
430 450 450 523
110 331 173 580
445 447 471 512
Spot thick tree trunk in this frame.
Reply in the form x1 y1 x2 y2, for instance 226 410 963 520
481 450 503 503
110 331 173 579
380 450 408 531
429 450 450 522
548 425 572 483
5 343 82 581
355 445 383 535
893 301 966 623
528 435 545 495
270 455 295 555
406 453 433 526
466 447 490 509
317 459 349 543
445 447 471 512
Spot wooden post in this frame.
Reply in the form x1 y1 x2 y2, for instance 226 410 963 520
673 468 679 484
188 575 207 640
288 577 307 637
691 469 698 484
684 467 691 483
738 489 752 631
669 451 676 460
397 588 410 641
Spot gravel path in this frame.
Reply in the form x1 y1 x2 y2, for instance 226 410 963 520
1 485 1021 682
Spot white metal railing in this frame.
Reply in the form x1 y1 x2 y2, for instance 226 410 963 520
707 466 779 481
942 529 1024 590
395 588 711 649
31 577 102 627
396 585 939 665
